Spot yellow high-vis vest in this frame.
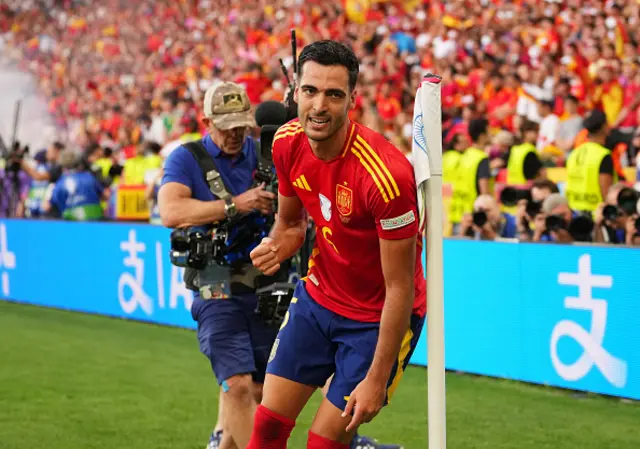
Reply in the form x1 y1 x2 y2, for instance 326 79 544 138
506 142 537 185
565 141 615 213
450 147 488 224
443 150 462 186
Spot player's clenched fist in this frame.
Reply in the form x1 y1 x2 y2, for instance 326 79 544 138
250 237 280 275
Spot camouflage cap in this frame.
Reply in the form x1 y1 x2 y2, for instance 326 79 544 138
203 81 256 130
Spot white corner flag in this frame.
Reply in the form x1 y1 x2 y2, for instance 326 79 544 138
412 74 446 449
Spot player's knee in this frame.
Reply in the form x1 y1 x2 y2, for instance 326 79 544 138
223 374 254 408
252 382 263 404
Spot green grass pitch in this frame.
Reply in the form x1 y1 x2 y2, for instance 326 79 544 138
1 300 639 449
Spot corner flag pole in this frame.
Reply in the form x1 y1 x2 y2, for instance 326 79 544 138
412 75 446 449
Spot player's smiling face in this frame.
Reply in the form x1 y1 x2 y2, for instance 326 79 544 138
295 61 356 144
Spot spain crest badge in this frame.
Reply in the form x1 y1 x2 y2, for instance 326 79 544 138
336 184 353 217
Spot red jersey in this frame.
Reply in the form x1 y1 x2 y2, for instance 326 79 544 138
272 119 426 323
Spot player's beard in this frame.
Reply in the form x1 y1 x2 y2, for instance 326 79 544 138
303 109 348 143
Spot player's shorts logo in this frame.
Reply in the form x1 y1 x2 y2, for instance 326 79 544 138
336 184 353 217
319 194 332 221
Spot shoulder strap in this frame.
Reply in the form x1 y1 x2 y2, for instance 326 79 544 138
183 141 232 200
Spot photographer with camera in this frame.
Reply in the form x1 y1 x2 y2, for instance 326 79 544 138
508 179 560 241
0 141 31 218
458 194 517 240
19 141 64 218
530 193 595 244
593 183 640 246
158 81 280 449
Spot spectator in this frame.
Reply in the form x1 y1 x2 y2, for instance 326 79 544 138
46 150 105 221
532 193 575 244
458 194 517 241
556 95 584 153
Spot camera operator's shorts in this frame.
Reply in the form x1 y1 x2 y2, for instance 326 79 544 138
266 281 424 410
193 293 279 385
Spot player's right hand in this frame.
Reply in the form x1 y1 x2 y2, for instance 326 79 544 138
250 237 281 276
233 183 276 215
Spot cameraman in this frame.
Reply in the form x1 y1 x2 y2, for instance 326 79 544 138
458 194 517 240
593 183 640 246
531 193 575 243
20 141 64 218
158 82 277 449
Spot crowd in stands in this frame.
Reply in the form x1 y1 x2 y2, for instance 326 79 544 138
1 0 640 244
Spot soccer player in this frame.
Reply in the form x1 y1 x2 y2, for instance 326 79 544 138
248 40 426 449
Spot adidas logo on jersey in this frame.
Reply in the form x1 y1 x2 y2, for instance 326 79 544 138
292 174 312 191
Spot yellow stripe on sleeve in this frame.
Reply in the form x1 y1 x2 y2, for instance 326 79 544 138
351 146 389 203
356 135 401 197
273 128 304 143
353 141 395 201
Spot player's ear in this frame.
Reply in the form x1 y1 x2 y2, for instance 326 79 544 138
293 85 299 104
348 89 357 111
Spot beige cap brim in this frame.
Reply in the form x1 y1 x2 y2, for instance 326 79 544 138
212 111 257 130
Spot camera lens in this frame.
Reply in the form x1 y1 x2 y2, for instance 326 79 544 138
500 187 517 207
602 204 619 222
617 187 640 216
473 210 488 227
526 200 542 218
568 215 594 242
545 214 566 232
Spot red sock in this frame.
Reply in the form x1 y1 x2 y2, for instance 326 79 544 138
246 405 295 449
307 431 350 449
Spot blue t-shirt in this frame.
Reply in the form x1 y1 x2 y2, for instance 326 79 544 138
50 171 104 220
162 135 258 201
161 135 259 314
501 213 517 239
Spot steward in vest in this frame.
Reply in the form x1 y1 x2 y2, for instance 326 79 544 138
506 119 545 185
450 118 492 229
566 110 616 214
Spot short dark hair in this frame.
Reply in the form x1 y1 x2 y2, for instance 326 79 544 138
297 40 360 92
565 95 578 105
583 109 607 134
532 179 559 193
145 141 162 155
468 118 489 142
521 119 539 133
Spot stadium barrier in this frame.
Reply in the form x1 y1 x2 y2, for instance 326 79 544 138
1 219 638 400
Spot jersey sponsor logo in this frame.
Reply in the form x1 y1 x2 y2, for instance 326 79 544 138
380 210 416 230
292 174 312 191
319 193 332 221
336 183 353 216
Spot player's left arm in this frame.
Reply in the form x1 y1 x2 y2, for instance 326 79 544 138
344 157 419 431
370 234 416 380
368 157 420 385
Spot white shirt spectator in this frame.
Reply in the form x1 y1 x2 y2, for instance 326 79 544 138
537 114 561 151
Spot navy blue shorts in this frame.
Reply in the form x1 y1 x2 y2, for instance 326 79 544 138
266 281 424 410
193 293 279 386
